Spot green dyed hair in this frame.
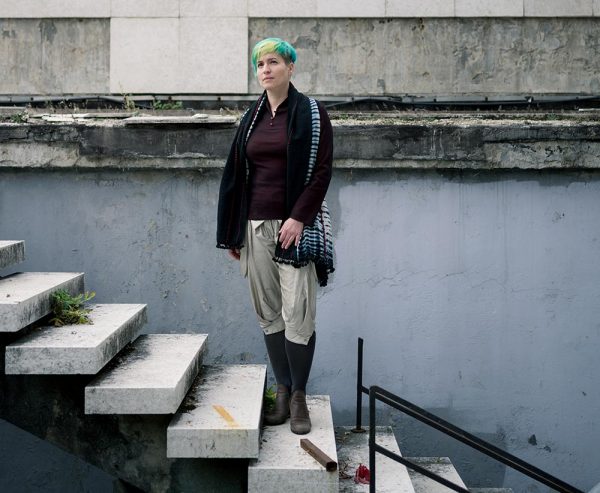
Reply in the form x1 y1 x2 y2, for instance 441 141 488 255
251 38 297 74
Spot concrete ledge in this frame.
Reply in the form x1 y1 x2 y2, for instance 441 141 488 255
2 115 600 171
248 395 339 493
0 272 84 333
0 241 25 270
167 364 266 458
405 457 467 493
85 333 207 414
336 426 414 493
5 304 147 375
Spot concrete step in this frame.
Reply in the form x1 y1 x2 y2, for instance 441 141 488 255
336 426 415 493
167 364 267 459
469 489 513 493
5 304 147 374
405 457 467 493
0 241 25 270
85 333 207 414
248 395 339 493
0 272 84 333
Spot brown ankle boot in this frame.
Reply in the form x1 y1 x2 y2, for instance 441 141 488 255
264 384 290 426
289 390 311 435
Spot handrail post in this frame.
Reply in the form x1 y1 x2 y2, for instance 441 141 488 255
369 385 376 493
352 337 365 432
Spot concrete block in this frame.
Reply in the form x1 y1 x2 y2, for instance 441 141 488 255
5 304 146 375
0 18 110 94
0 272 84 333
248 395 339 493
0 241 25 270
248 0 317 17
167 364 266 458
595 0 600 15
111 0 179 17
180 0 248 17
0 0 110 18
316 0 385 17
386 0 455 17
524 0 593 16
405 457 467 493
336 426 414 493
455 0 524 17
85 333 207 414
110 18 179 93
179 17 248 93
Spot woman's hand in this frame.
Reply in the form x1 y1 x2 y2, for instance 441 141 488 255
279 218 304 249
228 248 241 260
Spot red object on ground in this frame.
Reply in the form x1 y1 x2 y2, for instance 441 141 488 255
354 463 371 484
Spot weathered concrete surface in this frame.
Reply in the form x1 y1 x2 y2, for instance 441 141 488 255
0 338 246 492
1 115 600 170
0 240 24 270
248 395 338 493
85 334 207 414
0 272 84 333
336 426 415 493
469 489 514 493
406 457 467 492
167 364 266 458
5 304 147 375
0 19 110 94
2 17 600 96
250 18 600 96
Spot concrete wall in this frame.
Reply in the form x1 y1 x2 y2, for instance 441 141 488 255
1 2 600 96
1 125 599 490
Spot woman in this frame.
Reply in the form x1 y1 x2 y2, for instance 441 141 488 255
217 38 334 435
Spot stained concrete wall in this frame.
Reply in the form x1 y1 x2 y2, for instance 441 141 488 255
1 158 599 490
250 17 600 96
1 13 600 95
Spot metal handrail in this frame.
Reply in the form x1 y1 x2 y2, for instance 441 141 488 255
355 337 584 493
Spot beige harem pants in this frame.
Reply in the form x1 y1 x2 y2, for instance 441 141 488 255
240 219 317 345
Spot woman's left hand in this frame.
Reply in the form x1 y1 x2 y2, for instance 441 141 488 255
279 218 304 249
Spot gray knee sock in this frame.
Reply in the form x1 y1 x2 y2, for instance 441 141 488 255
285 332 316 393
263 331 292 390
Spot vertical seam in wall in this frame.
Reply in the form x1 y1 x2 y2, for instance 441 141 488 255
453 0 457 17
522 0 525 16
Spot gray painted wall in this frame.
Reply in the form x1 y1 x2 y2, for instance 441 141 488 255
1 167 599 491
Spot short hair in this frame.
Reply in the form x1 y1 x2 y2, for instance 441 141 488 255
251 38 297 74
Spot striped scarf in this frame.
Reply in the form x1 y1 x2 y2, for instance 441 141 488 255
272 97 335 286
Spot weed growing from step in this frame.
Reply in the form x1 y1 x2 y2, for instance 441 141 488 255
263 385 276 413
50 289 96 326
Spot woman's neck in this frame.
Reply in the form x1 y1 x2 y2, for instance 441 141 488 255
266 84 290 115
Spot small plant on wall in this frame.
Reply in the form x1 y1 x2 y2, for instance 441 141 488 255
50 289 96 326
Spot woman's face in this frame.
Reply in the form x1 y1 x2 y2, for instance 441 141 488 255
256 52 294 92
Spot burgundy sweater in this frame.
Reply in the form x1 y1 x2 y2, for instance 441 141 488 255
246 98 333 224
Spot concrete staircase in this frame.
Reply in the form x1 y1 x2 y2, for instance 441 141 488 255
0 240 341 492
1 240 512 492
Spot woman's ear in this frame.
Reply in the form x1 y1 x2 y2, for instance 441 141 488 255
288 62 295 78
